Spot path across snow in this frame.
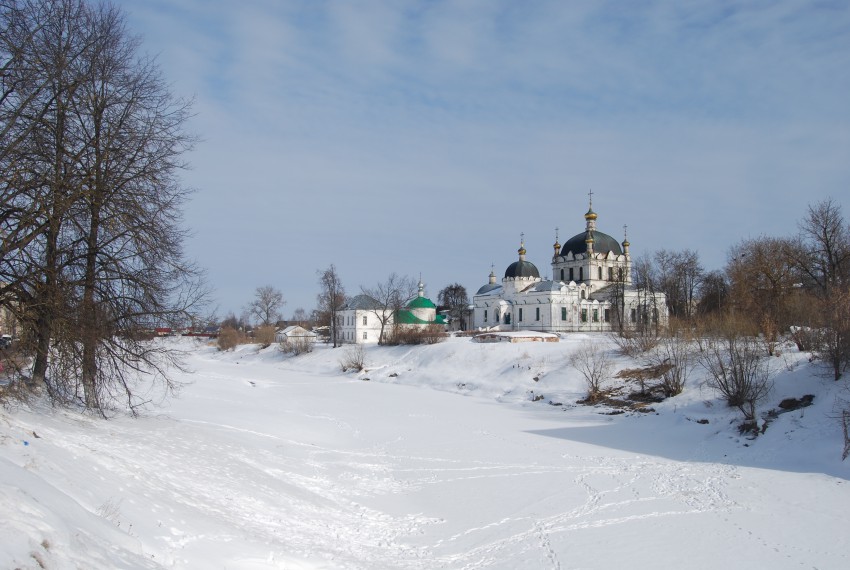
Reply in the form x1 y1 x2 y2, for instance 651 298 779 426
1 337 848 568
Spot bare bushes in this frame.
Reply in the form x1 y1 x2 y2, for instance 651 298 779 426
569 343 613 403
280 337 313 356
644 324 696 397
254 325 276 348
217 327 243 351
699 332 772 427
385 325 447 346
339 344 366 372
609 330 659 357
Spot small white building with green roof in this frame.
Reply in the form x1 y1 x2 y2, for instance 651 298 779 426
337 280 446 344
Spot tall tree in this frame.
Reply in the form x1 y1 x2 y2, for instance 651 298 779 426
1 0 95 389
1 0 205 411
69 2 200 408
607 265 628 335
247 285 285 327
697 270 730 316
316 264 345 347
790 199 850 380
437 283 469 331
792 198 850 293
632 253 662 336
654 249 703 321
727 236 798 353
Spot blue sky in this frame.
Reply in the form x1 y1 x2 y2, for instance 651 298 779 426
113 0 850 319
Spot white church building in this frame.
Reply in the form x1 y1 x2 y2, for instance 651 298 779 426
472 201 666 333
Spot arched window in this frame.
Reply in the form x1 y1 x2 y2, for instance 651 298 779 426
579 267 583 281
560 269 564 280
598 266 603 280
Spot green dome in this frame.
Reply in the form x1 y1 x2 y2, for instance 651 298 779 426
408 296 436 310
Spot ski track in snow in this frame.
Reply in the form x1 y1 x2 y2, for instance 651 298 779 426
3 339 847 569
7 404 740 568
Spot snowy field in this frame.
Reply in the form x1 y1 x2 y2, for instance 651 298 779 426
1 335 848 569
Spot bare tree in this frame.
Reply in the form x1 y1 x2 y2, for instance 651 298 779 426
247 285 285 327
68 2 202 409
221 312 244 331
645 321 696 397
787 199 850 380
812 287 850 381
699 327 772 429
361 273 415 345
654 249 703 321
697 270 729 316
291 307 307 327
569 343 613 403
791 198 850 293
317 264 345 347
632 253 663 337
437 283 469 330
2 0 206 412
608 266 628 335
1 0 95 390
726 236 798 354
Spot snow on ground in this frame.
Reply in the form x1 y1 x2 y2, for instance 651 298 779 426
1 335 848 569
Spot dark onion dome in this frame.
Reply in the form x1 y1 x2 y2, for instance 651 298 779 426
476 283 502 295
561 230 623 257
504 259 540 279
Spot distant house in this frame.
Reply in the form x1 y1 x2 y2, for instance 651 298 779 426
275 325 317 344
337 280 446 344
337 294 388 344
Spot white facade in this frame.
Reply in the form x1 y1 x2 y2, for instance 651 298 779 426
473 204 666 333
275 325 317 344
337 284 443 344
337 295 392 344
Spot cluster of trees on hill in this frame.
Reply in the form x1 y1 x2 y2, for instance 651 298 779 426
626 198 849 380
589 198 849 439
0 0 204 413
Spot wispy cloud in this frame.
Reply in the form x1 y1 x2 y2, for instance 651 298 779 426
114 0 850 314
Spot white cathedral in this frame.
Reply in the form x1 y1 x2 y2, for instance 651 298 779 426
472 200 666 333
